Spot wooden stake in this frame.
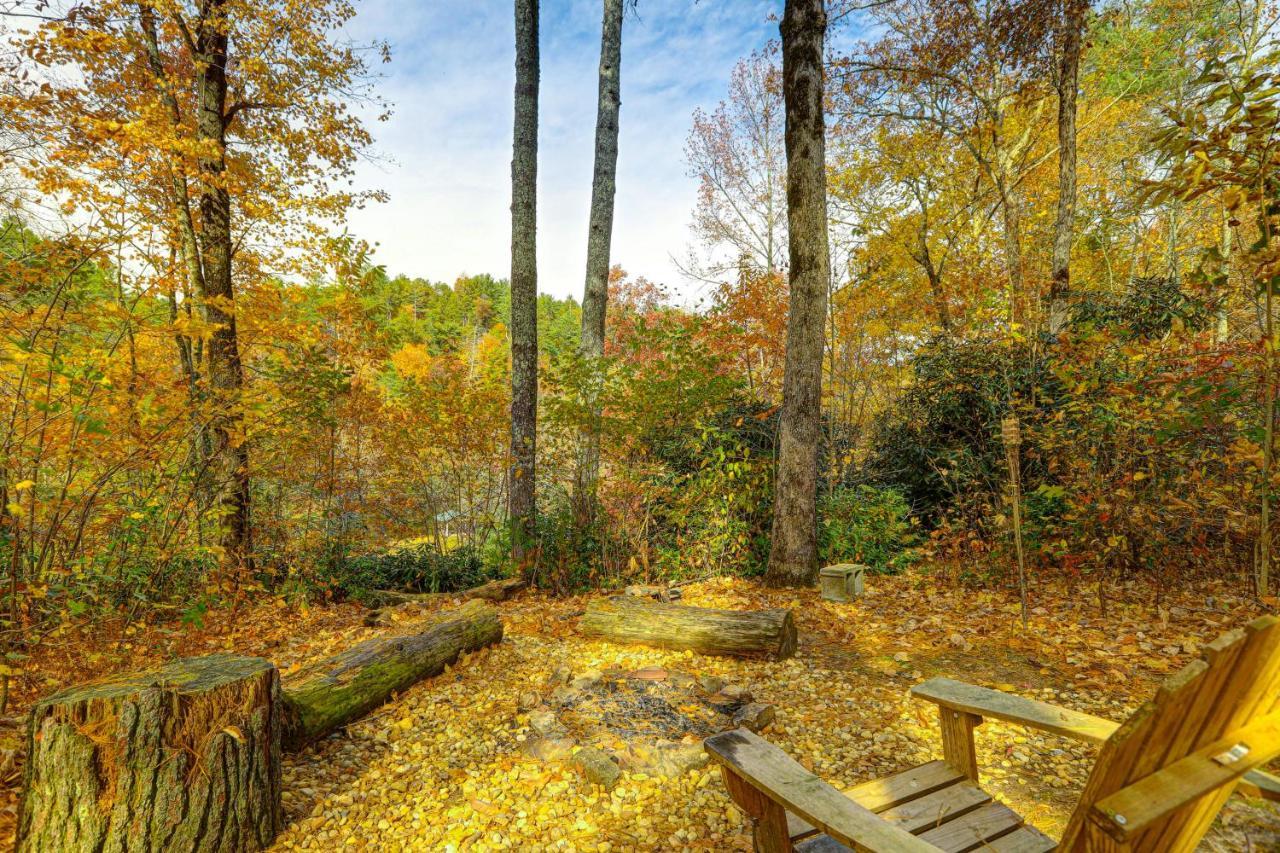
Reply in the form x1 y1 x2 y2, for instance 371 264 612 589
1002 416 1028 626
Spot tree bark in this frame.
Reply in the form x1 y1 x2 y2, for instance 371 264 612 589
1049 0 1087 335
766 0 831 588
280 599 502 751
999 178 1028 328
17 655 281 852
573 0 624 530
580 596 797 659
510 0 540 576
195 0 252 569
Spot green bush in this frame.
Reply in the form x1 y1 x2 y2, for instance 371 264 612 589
819 485 918 573
331 542 497 598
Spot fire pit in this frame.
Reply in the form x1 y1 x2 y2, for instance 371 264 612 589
518 665 774 788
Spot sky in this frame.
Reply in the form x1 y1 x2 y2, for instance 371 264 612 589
342 0 783 303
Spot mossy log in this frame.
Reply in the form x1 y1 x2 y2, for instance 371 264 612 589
580 596 797 659
281 599 502 750
17 655 281 852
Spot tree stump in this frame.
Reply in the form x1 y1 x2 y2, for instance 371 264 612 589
580 596 797 659
17 654 281 852
281 598 502 750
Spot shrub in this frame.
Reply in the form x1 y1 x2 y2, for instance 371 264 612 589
819 485 918 573
331 542 496 598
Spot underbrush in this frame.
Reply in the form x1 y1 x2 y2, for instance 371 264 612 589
323 541 500 599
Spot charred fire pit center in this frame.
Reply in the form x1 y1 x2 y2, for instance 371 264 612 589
515 664 775 789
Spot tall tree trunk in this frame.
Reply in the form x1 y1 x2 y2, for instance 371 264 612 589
195 0 252 570
1049 0 1086 335
510 0 540 576
573 0 624 530
765 0 830 588
998 178 1027 327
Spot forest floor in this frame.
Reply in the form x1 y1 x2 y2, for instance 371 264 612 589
2 572 1279 851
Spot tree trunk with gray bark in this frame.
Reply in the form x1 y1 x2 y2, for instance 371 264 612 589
195 0 253 569
1049 0 1087 335
573 0 624 530
17 655 282 852
766 0 831 588
510 0 540 576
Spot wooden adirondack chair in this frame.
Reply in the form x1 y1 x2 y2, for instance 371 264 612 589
704 614 1280 852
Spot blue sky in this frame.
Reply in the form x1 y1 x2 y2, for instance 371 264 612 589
343 0 783 301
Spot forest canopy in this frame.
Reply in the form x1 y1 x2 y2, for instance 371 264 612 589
0 0 1278 641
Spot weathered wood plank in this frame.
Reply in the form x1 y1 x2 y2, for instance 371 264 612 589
582 595 797 659
1152 616 1280 849
1090 708 1280 842
908 674 1280 806
1239 768 1280 801
787 761 965 840
1057 658 1205 849
977 825 1056 853
912 677 1118 745
915 801 1021 853
795 835 852 853
878 782 991 833
938 708 981 782
723 765 795 852
705 729 937 852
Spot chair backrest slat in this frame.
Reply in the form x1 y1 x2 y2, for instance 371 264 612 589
1147 616 1280 850
1060 615 1280 851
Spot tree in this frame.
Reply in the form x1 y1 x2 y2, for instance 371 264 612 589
684 53 788 281
11 0 386 572
1049 0 1089 334
1148 47 1280 597
510 0 540 574
573 0 625 529
192 0 252 568
845 0 1050 327
766 0 831 587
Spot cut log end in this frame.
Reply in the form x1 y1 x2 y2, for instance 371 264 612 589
580 596 798 660
18 654 282 852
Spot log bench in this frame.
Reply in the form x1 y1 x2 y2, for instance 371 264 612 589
580 595 797 659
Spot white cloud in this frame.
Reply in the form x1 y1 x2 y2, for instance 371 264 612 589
343 0 780 300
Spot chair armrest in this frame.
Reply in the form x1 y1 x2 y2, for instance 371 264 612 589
910 677 1280 803
1240 768 1280 802
911 677 1120 744
1090 709 1280 841
704 729 939 852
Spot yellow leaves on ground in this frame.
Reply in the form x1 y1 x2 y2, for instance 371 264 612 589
1 574 1277 850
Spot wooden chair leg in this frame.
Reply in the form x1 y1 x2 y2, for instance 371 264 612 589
939 707 982 782
720 766 795 852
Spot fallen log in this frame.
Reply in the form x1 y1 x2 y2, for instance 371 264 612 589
18 655 282 852
580 596 797 660
281 598 502 750
356 575 526 610
466 576 527 601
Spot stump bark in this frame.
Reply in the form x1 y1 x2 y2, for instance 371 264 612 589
17 655 281 852
580 596 797 659
281 598 502 750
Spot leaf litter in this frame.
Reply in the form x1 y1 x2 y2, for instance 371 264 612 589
1 573 1278 850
